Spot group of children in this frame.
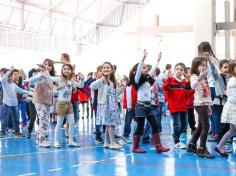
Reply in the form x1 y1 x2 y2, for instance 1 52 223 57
0 41 236 159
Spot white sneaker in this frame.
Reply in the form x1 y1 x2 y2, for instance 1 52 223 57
103 143 110 148
174 142 186 149
123 137 132 144
118 138 127 145
68 141 80 147
38 141 51 148
110 143 123 150
53 143 61 148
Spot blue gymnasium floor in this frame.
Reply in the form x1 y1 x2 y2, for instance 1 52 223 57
1 116 236 176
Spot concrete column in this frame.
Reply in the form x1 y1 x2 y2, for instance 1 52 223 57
193 0 215 55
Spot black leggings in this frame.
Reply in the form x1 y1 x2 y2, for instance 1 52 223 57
187 108 196 132
134 115 158 135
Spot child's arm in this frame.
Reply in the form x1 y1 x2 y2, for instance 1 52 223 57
90 78 104 90
43 71 60 83
148 52 162 77
15 84 29 95
135 49 147 84
73 80 84 88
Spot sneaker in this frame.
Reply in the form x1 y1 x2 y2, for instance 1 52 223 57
214 146 228 157
14 133 24 138
110 143 123 150
21 124 27 128
208 134 218 142
103 143 110 148
95 137 103 144
174 142 186 149
123 137 132 144
0 132 5 137
65 136 76 141
26 132 31 138
53 143 61 148
38 141 51 148
118 138 127 145
222 145 233 153
68 141 80 147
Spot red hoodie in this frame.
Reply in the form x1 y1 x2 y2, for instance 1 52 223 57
185 81 195 108
163 77 188 113
123 85 137 109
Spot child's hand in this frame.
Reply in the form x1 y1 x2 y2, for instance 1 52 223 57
157 52 162 63
142 49 148 61
199 68 208 80
22 94 28 98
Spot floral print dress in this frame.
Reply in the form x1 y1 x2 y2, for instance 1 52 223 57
96 84 121 126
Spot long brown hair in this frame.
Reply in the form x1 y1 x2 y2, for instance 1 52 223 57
228 60 236 77
190 57 207 76
198 41 219 63
43 59 55 76
103 62 117 89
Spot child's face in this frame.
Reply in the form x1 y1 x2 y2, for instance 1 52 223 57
197 61 207 73
102 64 112 76
174 65 185 78
45 61 53 72
62 65 72 78
220 63 229 76
96 69 102 79
10 71 19 82
185 69 191 78
142 64 149 74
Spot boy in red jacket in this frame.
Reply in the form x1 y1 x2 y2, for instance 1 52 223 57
163 63 188 149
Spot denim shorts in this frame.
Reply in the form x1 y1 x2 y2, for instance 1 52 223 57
135 102 155 118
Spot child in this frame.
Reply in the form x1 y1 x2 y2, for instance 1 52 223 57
163 63 188 149
91 65 104 144
187 57 214 159
0 67 29 137
184 67 196 134
132 50 169 153
48 64 83 148
209 59 230 145
214 60 236 157
90 62 122 149
29 59 55 147
122 68 138 143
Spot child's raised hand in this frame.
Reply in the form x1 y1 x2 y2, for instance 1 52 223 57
142 49 148 61
199 68 208 80
157 52 162 63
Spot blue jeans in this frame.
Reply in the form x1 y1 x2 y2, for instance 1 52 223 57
209 87 216 134
19 101 27 125
0 104 3 123
94 109 102 139
143 104 163 141
210 105 221 135
123 109 135 138
72 102 79 123
1 104 20 134
171 112 187 144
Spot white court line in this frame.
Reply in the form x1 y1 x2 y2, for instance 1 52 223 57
18 173 36 176
71 153 133 168
48 168 62 172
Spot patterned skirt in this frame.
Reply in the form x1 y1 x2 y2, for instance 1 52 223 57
221 101 236 125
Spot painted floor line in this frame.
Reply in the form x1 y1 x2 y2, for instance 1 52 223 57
18 173 37 176
71 153 133 168
0 145 104 158
48 168 62 172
